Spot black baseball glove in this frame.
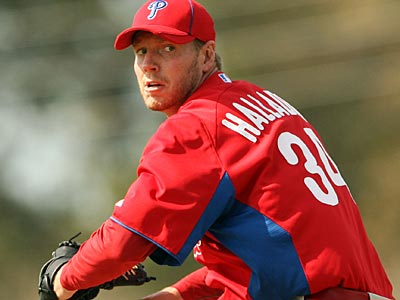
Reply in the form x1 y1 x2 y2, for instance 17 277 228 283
38 233 155 300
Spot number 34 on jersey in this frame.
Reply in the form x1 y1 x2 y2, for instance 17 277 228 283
221 89 348 207
278 127 348 206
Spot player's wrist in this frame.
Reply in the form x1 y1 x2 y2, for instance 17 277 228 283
162 286 183 299
54 265 77 300
141 286 183 300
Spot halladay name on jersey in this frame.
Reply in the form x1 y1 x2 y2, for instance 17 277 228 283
222 90 305 143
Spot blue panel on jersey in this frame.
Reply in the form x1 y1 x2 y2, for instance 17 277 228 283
209 201 310 300
149 172 236 266
111 172 309 299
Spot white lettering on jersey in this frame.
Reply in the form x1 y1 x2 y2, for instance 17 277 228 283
262 90 306 121
278 128 347 205
222 90 305 142
193 240 202 258
222 113 260 143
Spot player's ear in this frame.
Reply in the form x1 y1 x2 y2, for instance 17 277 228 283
200 40 216 72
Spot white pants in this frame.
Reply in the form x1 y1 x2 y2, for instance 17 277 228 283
293 293 391 300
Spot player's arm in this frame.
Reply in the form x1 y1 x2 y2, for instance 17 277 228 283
142 267 223 300
60 218 157 291
173 267 223 299
53 265 77 300
141 286 183 300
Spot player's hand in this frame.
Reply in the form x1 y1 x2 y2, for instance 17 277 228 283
53 265 77 300
38 233 156 300
140 287 183 300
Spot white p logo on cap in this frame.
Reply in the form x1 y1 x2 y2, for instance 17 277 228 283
147 0 168 20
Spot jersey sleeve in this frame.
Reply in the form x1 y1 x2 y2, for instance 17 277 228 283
111 113 234 266
60 219 156 290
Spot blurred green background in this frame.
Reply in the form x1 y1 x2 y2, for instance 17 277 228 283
0 0 399 299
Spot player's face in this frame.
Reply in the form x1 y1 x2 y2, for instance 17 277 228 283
132 32 205 116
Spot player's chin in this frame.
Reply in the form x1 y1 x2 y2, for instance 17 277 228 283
151 104 181 116
144 97 174 113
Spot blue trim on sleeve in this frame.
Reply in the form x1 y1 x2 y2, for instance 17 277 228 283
150 172 236 265
109 216 178 261
110 172 236 266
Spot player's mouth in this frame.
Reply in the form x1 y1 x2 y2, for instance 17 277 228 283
144 81 165 92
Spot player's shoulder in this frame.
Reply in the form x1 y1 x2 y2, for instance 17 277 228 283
186 72 254 103
145 109 212 152
179 72 258 117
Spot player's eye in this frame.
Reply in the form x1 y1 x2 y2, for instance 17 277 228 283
135 48 147 55
164 45 175 52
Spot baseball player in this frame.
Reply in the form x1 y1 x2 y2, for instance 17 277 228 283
53 1 394 299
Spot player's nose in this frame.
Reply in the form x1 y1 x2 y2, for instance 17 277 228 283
141 52 160 73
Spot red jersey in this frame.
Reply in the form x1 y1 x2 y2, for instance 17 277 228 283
68 72 393 299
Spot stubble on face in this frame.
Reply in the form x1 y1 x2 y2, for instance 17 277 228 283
142 56 201 114
133 33 204 116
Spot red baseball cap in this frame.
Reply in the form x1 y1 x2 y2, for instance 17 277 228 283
114 0 215 50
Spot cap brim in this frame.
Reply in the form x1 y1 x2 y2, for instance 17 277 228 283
114 25 196 50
